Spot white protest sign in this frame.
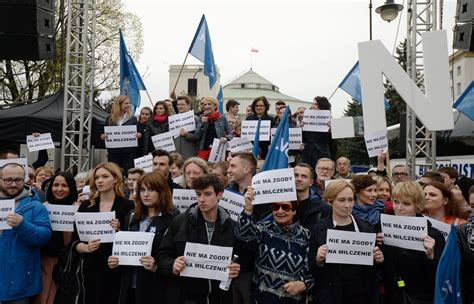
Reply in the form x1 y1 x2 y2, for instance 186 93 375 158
364 130 388 158
104 125 138 148
0 199 15 230
151 132 176 152
181 242 233 281
26 133 55 152
251 168 297 205
425 216 451 241
0 158 29 181
208 139 227 164
228 137 253 153
241 120 271 141
82 185 90 200
75 211 116 243
270 127 302 150
303 110 331 132
169 111 196 137
326 229 376 266
45 204 79 232
381 214 428 251
112 231 154 266
134 154 153 173
219 190 245 221
172 189 198 213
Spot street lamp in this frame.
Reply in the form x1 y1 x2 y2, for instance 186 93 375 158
376 0 404 22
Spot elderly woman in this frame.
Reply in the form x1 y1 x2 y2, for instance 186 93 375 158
180 157 210 189
381 181 445 304
351 175 385 230
195 97 233 161
309 180 383 304
423 181 467 225
457 185 474 303
234 187 313 304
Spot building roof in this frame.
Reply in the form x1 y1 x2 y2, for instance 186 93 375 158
222 69 310 104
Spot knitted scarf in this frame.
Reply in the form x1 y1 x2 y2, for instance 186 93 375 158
467 214 474 252
153 114 168 123
207 111 221 122
352 199 385 226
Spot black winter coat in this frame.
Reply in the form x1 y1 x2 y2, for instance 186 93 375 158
157 204 236 304
382 223 445 304
296 195 331 231
457 223 474 304
144 119 169 154
245 113 276 159
309 215 382 304
118 209 179 304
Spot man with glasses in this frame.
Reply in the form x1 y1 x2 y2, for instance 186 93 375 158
0 163 52 304
174 95 199 160
313 158 335 199
391 164 411 185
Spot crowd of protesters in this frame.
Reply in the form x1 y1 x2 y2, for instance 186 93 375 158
0 94 473 304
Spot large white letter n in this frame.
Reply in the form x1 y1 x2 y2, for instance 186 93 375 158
358 30 454 134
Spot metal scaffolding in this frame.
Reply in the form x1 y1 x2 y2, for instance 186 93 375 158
60 0 96 173
406 0 438 176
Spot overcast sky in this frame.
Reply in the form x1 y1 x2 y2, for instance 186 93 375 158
124 0 457 117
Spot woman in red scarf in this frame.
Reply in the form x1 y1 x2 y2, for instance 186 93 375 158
143 101 170 154
195 97 233 160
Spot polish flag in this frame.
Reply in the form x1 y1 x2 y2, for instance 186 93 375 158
251 47 259 53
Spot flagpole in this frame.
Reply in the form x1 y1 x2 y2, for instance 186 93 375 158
171 52 190 96
250 51 252 70
145 89 154 107
327 86 338 100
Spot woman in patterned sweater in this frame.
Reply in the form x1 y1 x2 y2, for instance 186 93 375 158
234 187 313 304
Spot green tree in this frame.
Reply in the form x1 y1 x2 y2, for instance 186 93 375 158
0 0 143 105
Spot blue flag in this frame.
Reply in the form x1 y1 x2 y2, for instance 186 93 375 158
252 119 261 158
261 106 290 171
120 29 146 112
217 85 223 114
434 225 462 304
338 61 390 111
188 15 217 89
453 81 474 121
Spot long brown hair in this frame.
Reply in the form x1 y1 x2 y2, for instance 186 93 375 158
88 162 125 207
424 181 463 218
134 172 174 219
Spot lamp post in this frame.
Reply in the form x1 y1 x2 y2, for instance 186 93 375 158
369 0 373 40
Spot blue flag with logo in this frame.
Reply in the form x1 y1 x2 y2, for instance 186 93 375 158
453 81 474 121
252 119 261 158
261 106 290 171
188 15 217 89
338 61 390 111
217 85 223 114
119 29 146 113
434 225 462 304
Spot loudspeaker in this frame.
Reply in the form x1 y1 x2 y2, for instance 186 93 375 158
0 34 55 60
456 0 473 23
0 6 54 35
454 22 474 51
0 0 55 61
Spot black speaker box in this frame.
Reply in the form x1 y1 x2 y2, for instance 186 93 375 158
0 34 55 60
454 22 474 51
0 0 54 11
0 6 54 35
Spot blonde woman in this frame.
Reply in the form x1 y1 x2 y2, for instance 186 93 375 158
71 162 134 304
100 96 140 173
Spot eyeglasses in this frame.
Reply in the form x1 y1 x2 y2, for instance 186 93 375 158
1 177 24 185
317 167 333 172
392 172 408 177
37 173 51 178
272 203 293 212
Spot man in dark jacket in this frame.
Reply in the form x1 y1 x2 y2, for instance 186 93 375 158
152 149 182 191
157 174 240 304
295 163 331 230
